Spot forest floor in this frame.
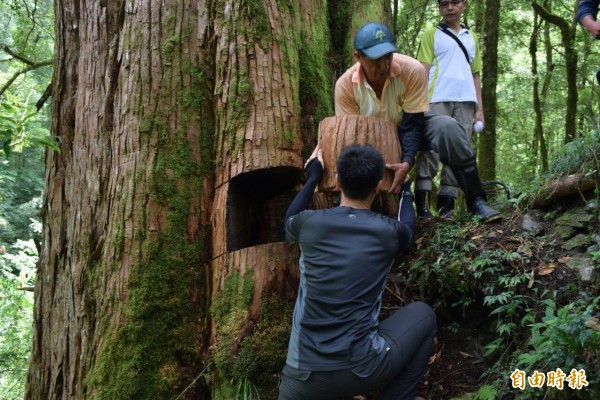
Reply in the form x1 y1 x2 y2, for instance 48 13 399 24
377 195 599 400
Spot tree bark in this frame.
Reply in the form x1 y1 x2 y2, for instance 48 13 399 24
26 1 214 399
530 13 543 173
209 1 331 397
25 1 332 399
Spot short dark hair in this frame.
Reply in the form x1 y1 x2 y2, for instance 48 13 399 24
337 144 385 200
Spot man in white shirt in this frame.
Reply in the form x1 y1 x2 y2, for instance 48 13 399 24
414 0 485 218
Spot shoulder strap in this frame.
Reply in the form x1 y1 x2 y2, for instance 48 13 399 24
437 22 470 64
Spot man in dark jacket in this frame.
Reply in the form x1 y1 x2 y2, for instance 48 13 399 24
278 144 436 400
579 0 600 38
578 0 600 82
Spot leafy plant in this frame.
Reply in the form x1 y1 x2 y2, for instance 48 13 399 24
451 384 497 400
517 297 600 373
549 132 600 178
234 377 261 400
0 94 57 156
490 296 600 400
0 274 34 400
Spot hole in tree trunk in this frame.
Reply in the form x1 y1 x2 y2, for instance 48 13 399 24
227 166 302 251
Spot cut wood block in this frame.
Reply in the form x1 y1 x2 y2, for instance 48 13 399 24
317 115 401 193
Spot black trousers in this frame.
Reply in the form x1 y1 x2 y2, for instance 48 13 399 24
278 301 437 400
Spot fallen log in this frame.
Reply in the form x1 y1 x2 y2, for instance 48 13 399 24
528 173 597 207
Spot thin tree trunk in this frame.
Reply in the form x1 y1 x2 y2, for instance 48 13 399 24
478 0 500 181
539 7 552 173
530 14 543 173
532 1 578 143
393 0 399 38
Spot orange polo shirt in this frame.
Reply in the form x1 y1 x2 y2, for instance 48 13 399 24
334 53 430 126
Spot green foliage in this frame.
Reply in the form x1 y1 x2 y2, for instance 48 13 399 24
0 133 41 400
0 146 44 245
406 219 530 317
0 50 44 393
1 0 54 155
234 376 261 400
549 132 600 178
509 297 600 399
0 271 34 400
1 239 37 284
405 209 600 398
0 97 57 156
451 384 497 400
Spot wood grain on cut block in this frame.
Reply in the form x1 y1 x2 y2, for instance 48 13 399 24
317 115 401 193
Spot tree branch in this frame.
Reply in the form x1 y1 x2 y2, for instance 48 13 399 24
0 59 53 98
0 43 37 65
531 2 568 31
36 82 53 111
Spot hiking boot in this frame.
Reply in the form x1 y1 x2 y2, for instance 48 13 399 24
437 195 455 219
468 196 501 223
451 161 502 224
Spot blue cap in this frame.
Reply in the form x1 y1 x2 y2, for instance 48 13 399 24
354 22 397 59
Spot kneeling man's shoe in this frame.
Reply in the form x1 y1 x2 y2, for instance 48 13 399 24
415 191 434 218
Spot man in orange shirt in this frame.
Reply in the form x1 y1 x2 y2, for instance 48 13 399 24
335 22 500 223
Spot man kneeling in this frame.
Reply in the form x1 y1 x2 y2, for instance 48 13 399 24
278 144 436 400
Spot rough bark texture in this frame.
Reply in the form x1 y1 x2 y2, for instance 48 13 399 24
25 1 333 399
317 115 401 193
26 1 215 399
333 0 392 71
24 0 406 398
208 1 332 398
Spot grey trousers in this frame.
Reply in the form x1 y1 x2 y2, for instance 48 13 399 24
415 103 477 197
277 302 436 400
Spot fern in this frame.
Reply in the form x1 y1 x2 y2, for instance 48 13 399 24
451 384 497 400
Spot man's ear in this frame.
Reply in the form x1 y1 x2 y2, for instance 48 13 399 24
353 50 361 61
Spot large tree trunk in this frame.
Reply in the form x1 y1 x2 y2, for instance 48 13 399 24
208 1 331 398
26 1 214 399
25 1 332 399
